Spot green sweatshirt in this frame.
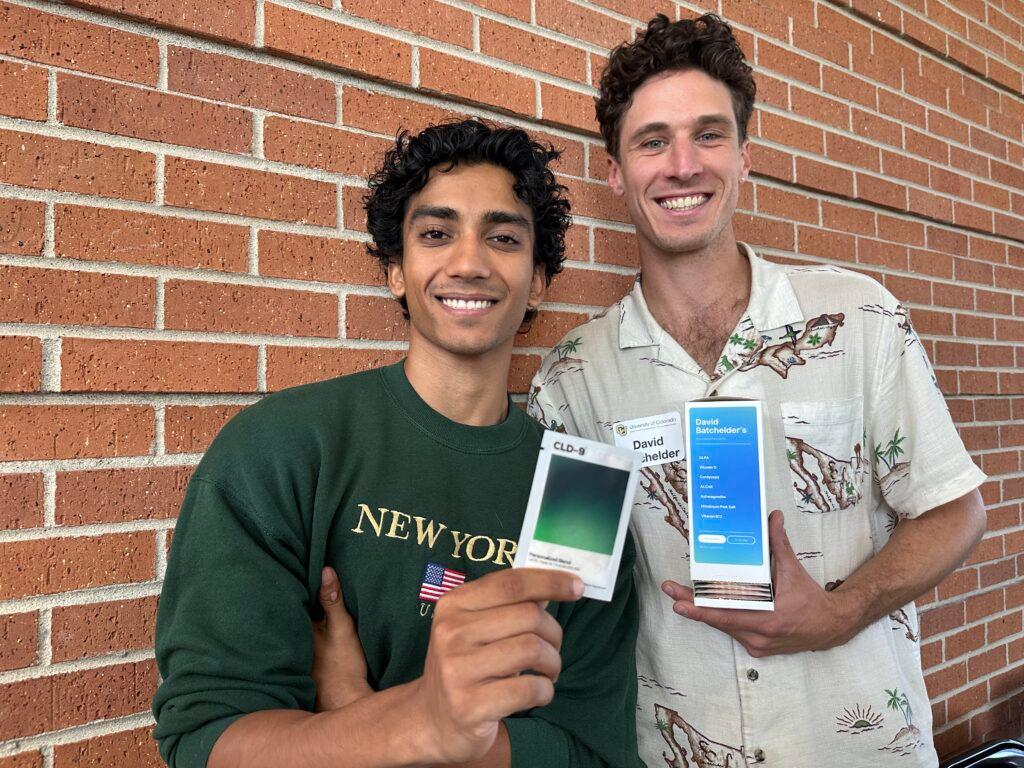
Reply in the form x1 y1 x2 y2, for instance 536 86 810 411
152 362 640 768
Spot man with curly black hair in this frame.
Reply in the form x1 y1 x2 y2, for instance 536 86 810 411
531 14 985 768
153 120 641 768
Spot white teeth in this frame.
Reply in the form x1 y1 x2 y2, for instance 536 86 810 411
660 194 709 211
441 298 495 310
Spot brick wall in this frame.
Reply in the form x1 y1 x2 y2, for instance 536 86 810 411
0 0 1020 763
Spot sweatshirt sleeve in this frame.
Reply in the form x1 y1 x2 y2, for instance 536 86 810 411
504 533 642 768
151 475 316 768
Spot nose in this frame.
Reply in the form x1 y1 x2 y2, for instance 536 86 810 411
444 234 491 280
667 140 703 181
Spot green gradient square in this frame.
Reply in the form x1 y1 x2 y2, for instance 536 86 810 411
533 455 629 555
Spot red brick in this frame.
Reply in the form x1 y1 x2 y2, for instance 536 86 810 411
165 405 245 454
481 19 587 82
0 336 40 392
797 226 856 261
934 282 974 311
926 660 967 696
168 47 334 123
909 188 953 222
851 108 902 149
0 676 51 741
59 74 251 155
881 150 929 187
343 185 368 232
0 474 43 530
988 611 1023 643
921 601 965 637
0 60 46 121
164 279 338 337
419 49 533 116
0 198 44 256
972 180 1010 210
543 266 634 307
509 353 540 394
63 338 257 394
877 214 924 246
541 84 597 134
822 202 875 237
52 659 157 731
855 174 906 211
468 0 531 19
559 176 629 223
264 117 391 178
0 612 36 672
56 466 192 526
759 112 824 155
535 0 631 48
821 66 876 110
266 346 404 390
990 662 1024 706
749 144 794 183
342 88 460 137
0 1 158 85
0 405 153 461
759 40 820 88
563 224 589 262
55 205 247 273
858 238 908 270
921 639 943 669
954 258 994 287
982 451 1020 477
0 752 40 768
593 228 638 268
927 110 969 145
259 231 382 286
945 624 986 660
931 166 972 199
53 725 162 768
0 129 154 202
947 680 988 721
968 644 1007 680
345 295 407 342
954 202 993 233
967 588 1006 622
51 596 159 662
0 266 154 328
879 88 927 127
938 565 980 599
734 213 795 252
67 0 254 44
825 132 880 173
935 340 978 367
164 157 336 226
263 3 412 85
934 721 971 761
344 0 472 47
757 187 819 224
0 533 155 601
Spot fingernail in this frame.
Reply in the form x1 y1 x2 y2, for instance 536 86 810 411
327 590 338 602
661 583 674 597
571 577 584 597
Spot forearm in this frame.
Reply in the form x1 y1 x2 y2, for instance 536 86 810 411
209 681 437 768
832 489 986 637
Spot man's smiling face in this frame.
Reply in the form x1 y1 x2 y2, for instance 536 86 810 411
608 68 751 261
388 162 544 359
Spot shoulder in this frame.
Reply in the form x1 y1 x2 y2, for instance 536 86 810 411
537 300 624 370
197 367 385 478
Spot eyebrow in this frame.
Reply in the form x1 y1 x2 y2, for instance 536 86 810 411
408 206 530 229
628 114 736 142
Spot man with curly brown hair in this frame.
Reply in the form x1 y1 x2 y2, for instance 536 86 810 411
152 120 641 768
530 14 986 768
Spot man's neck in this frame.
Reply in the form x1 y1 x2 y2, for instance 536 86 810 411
639 235 751 330
637 234 752 376
403 338 513 427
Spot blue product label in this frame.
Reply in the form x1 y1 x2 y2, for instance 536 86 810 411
688 405 763 566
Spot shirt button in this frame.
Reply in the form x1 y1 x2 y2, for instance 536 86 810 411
754 748 766 762
747 668 759 681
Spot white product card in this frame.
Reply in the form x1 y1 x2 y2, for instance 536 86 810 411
514 430 640 601
612 411 685 468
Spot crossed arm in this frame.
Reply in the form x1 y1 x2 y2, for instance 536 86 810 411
661 489 986 657
208 568 582 768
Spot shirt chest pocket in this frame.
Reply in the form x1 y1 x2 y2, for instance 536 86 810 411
781 397 867 514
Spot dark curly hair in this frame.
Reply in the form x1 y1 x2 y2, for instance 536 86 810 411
365 120 572 321
596 13 756 157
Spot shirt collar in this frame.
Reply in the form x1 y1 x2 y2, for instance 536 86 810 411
618 242 805 350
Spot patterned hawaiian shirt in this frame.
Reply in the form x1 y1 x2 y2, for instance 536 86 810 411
529 244 986 768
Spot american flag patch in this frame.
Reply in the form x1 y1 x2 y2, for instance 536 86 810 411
419 562 466 603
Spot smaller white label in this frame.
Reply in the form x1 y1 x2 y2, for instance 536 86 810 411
612 411 685 468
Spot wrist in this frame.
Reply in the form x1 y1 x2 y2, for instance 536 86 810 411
826 585 870 647
397 678 448 766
